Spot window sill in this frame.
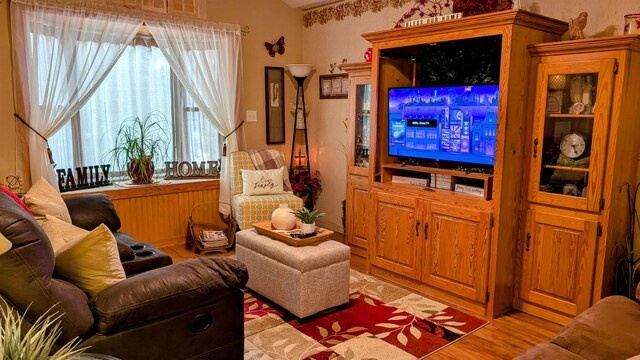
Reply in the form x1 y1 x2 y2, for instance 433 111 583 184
61 178 220 200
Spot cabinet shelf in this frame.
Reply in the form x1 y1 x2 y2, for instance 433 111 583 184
381 163 493 181
380 163 493 200
542 164 589 172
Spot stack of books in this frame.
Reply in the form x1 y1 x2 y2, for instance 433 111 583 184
198 230 229 249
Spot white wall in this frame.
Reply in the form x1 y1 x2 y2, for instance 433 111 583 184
302 1 640 232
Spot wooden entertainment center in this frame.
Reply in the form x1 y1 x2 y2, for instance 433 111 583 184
344 9 640 324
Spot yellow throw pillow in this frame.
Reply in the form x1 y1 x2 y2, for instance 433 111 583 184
55 224 126 297
23 177 72 223
41 214 89 254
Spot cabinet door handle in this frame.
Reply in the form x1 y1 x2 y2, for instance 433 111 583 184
424 222 429 240
416 220 420 237
533 138 539 159
525 233 531 252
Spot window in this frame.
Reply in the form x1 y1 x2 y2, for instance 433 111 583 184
49 42 221 177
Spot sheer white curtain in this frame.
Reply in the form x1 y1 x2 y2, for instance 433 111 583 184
11 1 142 186
146 20 242 217
171 74 221 163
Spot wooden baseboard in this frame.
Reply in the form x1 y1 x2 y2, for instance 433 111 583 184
516 301 572 326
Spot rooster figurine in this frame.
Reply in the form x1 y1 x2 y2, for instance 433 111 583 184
568 12 588 40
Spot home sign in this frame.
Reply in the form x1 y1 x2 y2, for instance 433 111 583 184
164 161 220 180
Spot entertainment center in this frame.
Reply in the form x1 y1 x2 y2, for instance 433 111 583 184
344 9 640 323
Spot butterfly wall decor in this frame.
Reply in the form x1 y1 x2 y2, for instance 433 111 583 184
265 36 285 57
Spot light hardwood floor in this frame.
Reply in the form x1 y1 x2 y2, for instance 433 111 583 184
160 243 562 359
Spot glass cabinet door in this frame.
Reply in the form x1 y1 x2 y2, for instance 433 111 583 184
348 75 371 176
355 83 371 168
528 59 615 212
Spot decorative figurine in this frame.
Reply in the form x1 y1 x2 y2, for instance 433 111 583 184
568 12 588 40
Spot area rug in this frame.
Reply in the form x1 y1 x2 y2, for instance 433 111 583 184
244 270 487 359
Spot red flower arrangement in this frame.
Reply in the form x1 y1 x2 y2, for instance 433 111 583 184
290 170 322 205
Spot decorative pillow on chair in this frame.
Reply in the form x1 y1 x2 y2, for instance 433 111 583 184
23 177 71 223
55 224 126 297
41 214 89 254
241 167 284 195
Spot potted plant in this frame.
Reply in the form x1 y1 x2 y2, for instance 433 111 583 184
0 299 88 359
105 112 169 184
292 207 326 234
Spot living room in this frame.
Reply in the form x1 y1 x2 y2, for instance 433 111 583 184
1 0 639 359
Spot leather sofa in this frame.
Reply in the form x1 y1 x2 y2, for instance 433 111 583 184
63 194 172 276
0 191 248 360
515 285 640 359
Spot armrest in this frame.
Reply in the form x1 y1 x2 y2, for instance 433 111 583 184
64 194 121 232
89 257 248 334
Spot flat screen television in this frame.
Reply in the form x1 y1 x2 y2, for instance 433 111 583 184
388 85 499 166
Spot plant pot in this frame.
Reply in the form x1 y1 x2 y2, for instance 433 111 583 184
272 203 296 230
128 158 155 184
300 222 315 235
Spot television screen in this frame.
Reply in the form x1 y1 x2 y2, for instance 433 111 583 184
388 85 499 166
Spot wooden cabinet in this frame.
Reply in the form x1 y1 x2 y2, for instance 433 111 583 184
527 59 615 212
369 191 421 280
519 209 598 316
518 36 640 324
343 62 372 272
346 175 369 271
360 10 566 318
422 202 491 303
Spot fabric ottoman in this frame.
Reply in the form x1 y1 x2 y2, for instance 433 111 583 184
235 229 350 318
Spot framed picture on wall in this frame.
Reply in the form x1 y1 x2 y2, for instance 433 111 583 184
319 74 348 99
265 66 285 144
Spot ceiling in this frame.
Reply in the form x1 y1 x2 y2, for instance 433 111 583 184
281 0 338 10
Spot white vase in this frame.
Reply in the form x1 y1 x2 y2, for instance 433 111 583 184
271 203 296 230
300 222 316 235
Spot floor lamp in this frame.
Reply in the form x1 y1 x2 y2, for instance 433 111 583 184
285 64 314 209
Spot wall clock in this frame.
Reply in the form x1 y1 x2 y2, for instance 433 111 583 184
559 133 588 159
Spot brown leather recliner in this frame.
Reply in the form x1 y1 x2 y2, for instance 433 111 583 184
63 194 173 276
0 191 248 360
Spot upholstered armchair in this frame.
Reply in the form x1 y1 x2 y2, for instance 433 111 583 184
0 191 248 359
229 150 303 229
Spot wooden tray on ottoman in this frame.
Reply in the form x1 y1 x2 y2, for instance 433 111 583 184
252 221 334 247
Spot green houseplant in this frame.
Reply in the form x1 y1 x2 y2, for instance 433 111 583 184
292 207 326 234
0 300 87 359
106 112 169 184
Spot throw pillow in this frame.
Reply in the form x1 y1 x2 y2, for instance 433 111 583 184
41 214 89 254
241 167 284 195
0 232 11 255
0 186 32 214
23 177 71 223
55 224 126 297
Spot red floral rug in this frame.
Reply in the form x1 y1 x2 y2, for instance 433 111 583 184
244 270 487 359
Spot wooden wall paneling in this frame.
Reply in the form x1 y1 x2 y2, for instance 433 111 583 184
63 181 222 248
